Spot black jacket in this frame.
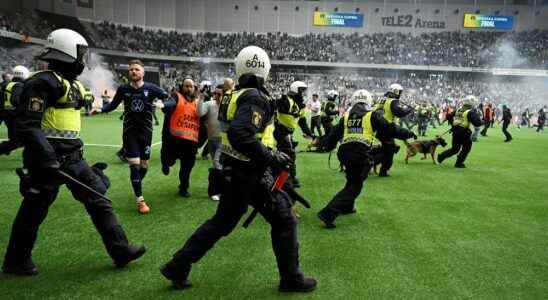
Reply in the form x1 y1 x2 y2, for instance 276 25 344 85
322 103 415 154
226 75 276 170
15 71 83 169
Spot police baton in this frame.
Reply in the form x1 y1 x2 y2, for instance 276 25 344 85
57 170 113 202
242 170 290 229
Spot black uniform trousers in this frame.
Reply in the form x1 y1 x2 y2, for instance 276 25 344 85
273 124 297 180
418 117 429 136
378 138 397 175
537 119 544 132
502 120 512 141
161 137 198 193
319 144 371 222
480 120 490 136
0 110 22 155
320 116 333 137
4 152 131 266
437 126 472 166
169 157 303 281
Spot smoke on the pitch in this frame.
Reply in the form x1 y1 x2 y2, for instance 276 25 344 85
479 36 548 115
78 53 117 107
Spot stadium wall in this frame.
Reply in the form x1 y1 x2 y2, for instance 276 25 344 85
3 0 547 34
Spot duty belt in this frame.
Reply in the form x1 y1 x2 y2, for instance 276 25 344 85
341 137 372 146
220 144 250 162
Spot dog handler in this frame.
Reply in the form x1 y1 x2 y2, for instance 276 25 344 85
437 95 483 168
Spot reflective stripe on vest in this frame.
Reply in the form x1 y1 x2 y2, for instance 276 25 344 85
454 108 471 128
277 96 304 130
38 71 85 139
169 92 200 142
3 81 19 110
219 88 269 161
342 111 374 146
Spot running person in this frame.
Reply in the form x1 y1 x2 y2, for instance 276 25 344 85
97 59 168 214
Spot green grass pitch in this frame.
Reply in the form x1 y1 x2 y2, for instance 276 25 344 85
1 112 547 299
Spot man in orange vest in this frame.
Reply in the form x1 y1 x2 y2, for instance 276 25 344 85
160 78 201 198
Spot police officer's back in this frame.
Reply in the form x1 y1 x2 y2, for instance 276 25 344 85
318 90 416 228
374 83 413 177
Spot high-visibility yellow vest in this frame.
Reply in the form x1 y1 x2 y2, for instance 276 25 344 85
375 98 396 123
3 81 22 110
218 88 274 161
35 71 86 139
453 108 471 129
277 96 305 130
342 111 374 146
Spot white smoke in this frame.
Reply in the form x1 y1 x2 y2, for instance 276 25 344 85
78 53 117 107
492 39 528 68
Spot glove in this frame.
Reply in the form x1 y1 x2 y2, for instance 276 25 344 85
269 149 292 171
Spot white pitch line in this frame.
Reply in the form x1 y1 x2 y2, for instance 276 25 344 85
1 139 162 148
85 143 121 148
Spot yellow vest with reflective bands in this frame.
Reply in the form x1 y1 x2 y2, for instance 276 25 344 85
342 111 374 146
219 88 274 161
3 81 20 110
375 98 396 123
453 108 471 129
36 71 86 139
277 96 305 130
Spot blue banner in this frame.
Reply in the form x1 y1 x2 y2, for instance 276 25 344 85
464 14 513 29
314 12 364 28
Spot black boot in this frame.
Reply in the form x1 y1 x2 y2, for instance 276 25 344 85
279 276 317 293
2 258 39 276
114 245 146 268
317 211 336 229
160 260 192 290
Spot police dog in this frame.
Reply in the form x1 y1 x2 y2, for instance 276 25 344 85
404 135 447 164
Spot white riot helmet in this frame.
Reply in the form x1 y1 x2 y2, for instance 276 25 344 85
463 95 478 107
289 81 307 95
12 65 30 80
39 28 88 65
235 46 271 80
350 89 373 110
387 83 404 99
200 80 212 87
327 90 339 100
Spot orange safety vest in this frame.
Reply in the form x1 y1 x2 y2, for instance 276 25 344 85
169 92 200 142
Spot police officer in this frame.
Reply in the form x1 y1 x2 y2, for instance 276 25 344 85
97 59 168 214
321 90 338 136
274 80 313 187
2 29 145 276
538 106 546 132
375 83 413 177
83 86 94 116
437 95 483 168
417 101 430 137
502 105 513 142
0 66 29 155
317 90 416 229
160 46 317 293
